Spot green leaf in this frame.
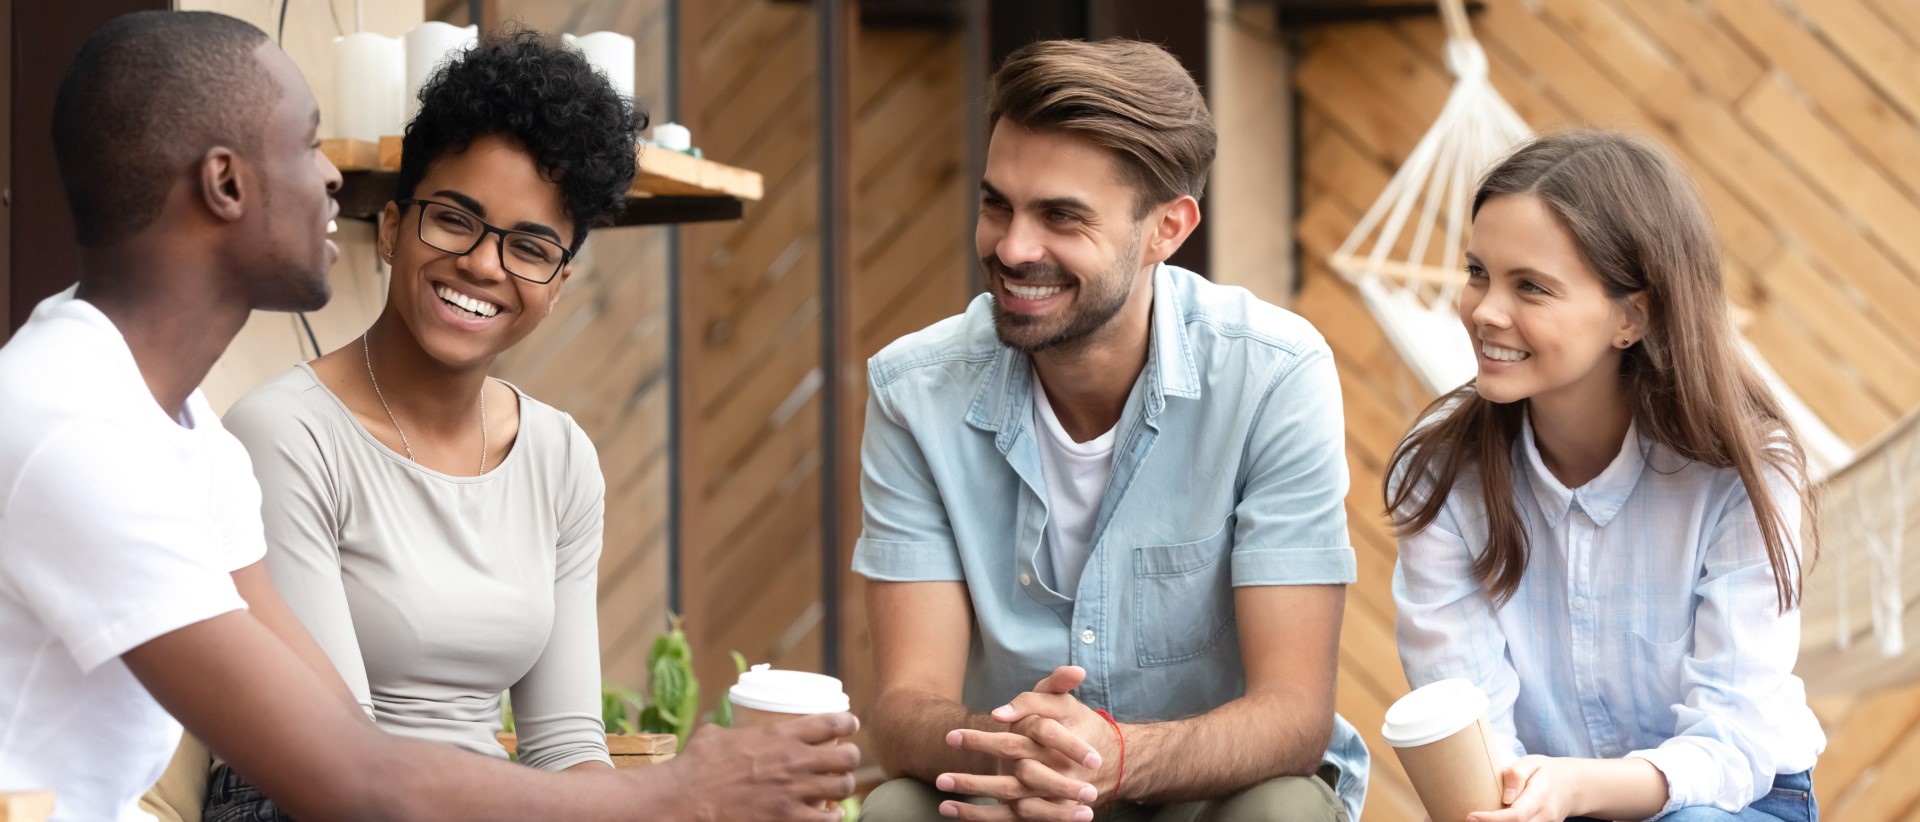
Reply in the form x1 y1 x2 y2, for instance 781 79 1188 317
634 614 705 749
716 650 750 728
638 704 671 735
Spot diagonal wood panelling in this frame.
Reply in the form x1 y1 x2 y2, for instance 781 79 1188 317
472 1 969 735
675 0 971 721
1294 0 1920 817
479 0 674 689
677 0 831 705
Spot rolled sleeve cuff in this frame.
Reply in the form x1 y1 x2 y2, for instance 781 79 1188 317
852 538 965 581
1230 546 1357 586
1628 742 1720 818
520 747 614 772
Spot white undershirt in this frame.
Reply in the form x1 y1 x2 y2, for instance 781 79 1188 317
1031 369 1117 598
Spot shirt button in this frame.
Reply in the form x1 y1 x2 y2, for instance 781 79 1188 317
1573 596 1588 609
1080 629 1097 644
1019 572 1032 586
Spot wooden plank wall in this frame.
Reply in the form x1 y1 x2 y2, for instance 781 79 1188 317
838 18 974 727
477 0 968 722
676 0 971 709
464 0 675 689
1289 0 1920 817
676 0 832 702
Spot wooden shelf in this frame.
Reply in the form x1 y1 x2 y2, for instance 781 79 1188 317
321 137 762 227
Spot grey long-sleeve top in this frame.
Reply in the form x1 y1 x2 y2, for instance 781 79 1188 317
222 364 610 771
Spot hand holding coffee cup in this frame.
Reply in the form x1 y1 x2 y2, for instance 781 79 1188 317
729 664 855 811
670 710 860 820
1382 678 1512 822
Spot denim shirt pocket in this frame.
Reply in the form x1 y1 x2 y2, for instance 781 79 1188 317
1133 516 1237 666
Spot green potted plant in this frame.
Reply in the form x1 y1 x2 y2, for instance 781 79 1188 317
497 617 863 818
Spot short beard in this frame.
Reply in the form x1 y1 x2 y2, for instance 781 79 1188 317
989 231 1140 354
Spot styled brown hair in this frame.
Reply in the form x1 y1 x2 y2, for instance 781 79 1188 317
987 38 1215 217
1385 129 1816 612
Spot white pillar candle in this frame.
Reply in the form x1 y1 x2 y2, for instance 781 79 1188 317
651 122 691 152
405 22 478 121
332 33 405 143
563 31 636 101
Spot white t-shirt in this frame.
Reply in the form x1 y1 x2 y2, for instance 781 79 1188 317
0 289 265 822
1031 370 1116 598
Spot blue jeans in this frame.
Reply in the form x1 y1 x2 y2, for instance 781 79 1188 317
1568 769 1815 822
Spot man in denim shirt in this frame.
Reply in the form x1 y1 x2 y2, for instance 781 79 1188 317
855 39 1367 822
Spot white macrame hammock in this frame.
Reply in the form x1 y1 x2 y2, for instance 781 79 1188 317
1331 0 1906 691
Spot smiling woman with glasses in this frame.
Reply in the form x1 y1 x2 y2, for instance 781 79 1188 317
398 197 572 283
211 26 643 818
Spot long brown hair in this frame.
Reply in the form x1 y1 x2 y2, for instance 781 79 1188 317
1385 129 1815 613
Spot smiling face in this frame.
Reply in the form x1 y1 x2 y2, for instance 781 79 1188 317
378 133 574 368
1461 193 1643 405
249 43 342 311
977 121 1152 354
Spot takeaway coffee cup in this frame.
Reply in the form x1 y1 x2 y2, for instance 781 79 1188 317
1382 678 1510 822
730 664 852 810
728 664 851 729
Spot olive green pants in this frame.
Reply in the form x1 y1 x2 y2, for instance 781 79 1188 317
861 766 1346 822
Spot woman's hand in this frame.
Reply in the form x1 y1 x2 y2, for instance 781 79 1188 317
1467 755 1572 822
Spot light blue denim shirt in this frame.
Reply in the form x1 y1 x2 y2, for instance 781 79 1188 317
853 264 1369 819
1394 414 1825 817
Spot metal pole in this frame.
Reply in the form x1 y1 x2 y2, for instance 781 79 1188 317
817 0 848 677
965 0 987 298
666 0 684 620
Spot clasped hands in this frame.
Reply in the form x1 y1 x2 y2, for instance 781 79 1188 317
933 666 1122 822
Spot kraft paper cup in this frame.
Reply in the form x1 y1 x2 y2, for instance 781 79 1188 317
729 665 852 809
1382 678 1509 822
728 664 851 728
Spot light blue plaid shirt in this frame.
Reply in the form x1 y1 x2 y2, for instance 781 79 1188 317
854 265 1368 819
1394 415 1825 817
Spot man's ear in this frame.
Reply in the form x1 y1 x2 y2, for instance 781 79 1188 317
1141 195 1201 266
198 147 245 223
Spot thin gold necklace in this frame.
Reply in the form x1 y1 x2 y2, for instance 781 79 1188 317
362 335 487 473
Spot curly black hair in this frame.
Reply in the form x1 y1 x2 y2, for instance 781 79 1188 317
396 26 645 252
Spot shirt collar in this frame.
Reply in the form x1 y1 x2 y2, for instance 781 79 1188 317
967 264 1200 446
1518 407 1647 527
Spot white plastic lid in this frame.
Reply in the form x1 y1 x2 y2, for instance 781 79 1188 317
1380 678 1490 747
728 664 850 715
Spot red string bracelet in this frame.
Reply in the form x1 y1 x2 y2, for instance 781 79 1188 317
1093 709 1126 802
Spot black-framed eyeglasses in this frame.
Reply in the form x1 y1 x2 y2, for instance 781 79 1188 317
397 198 573 284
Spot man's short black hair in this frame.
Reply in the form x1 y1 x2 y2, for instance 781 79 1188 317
397 26 645 252
53 11 277 248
